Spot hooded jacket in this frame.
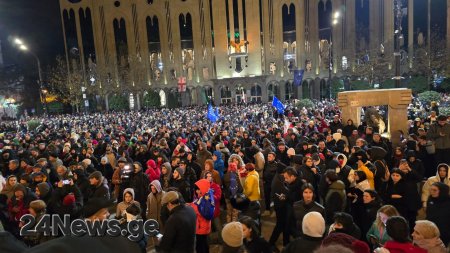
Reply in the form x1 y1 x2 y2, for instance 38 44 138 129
116 188 140 219
145 159 161 182
426 183 450 245
196 142 212 170
190 179 212 235
160 162 173 191
213 151 225 179
422 163 450 207
146 180 165 226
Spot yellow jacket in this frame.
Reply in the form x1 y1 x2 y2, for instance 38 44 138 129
243 170 261 201
358 163 375 189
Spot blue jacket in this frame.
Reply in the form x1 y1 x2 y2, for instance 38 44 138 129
213 151 225 179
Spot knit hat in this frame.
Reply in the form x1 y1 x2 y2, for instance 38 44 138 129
37 182 50 197
222 222 243 247
101 156 109 163
287 148 295 156
82 159 92 166
302 211 325 237
63 193 76 206
161 191 179 205
117 157 127 163
88 171 102 180
29 200 46 213
174 167 185 176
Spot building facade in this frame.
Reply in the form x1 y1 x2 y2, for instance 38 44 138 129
58 0 450 109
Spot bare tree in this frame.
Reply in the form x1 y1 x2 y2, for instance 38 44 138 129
46 55 84 113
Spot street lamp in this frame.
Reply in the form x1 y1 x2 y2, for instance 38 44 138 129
329 11 340 99
13 37 48 116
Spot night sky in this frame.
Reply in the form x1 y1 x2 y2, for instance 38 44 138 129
0 0 64 69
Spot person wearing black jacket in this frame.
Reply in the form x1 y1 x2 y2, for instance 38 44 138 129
129 162 150 218
240 216 271 253
158 191 196 253
262 152 278 215
72 169 89 204
298 157 321 197
426 182 450 245
283 167 304 239
170 168 191 203
293 183 325 234
275 142 291 166
87 171 110 201
268 163 290 248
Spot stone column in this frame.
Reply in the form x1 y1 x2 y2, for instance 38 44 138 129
370 0 381 52
345 0 356 69
74 10 87 81
408 0 414 69
280 81 286 101
333 0 344 73
309 0 319 75
447 0 450 50
383 0 395 55
296 0 306 69
212 0 230 78
246 0 262 76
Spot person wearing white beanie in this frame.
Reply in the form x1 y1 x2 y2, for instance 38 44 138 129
221 222 244 253
282 211 325 253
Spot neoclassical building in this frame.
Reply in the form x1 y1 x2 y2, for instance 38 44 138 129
58 0 450 109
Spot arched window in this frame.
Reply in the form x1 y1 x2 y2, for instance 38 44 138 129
221 86 232 104
268 83 279 101
250 84 262 102
285 81 294 100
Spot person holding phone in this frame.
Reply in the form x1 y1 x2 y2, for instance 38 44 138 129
366 205 399 249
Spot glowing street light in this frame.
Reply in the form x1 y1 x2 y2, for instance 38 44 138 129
19 44 28 51
13 37 48 116
14 38 23 45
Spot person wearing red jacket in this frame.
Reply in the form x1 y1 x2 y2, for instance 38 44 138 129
145 159 160 182
205 171 222 242
190 179 213 253
376 216 427 253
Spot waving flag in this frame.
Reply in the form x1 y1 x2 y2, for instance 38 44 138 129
293 69 304 86
207 104 219 122
272 96 285 114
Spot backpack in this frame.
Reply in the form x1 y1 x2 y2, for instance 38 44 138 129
196 189 215 220
229 172 239 197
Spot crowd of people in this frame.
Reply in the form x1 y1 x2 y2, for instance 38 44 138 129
0 98 449 253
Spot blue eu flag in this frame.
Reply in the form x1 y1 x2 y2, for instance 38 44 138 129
272 96 285 114
207 104 219 122
293 69 304 86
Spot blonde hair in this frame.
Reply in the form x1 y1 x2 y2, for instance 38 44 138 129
414 220 440 239
375 205 399 230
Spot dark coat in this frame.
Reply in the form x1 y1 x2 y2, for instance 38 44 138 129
426 185 450 245
87 177 110 201
243 236 271 253
282 235 322 253
159 204 197 253
293 200 325 232
271 173 289 208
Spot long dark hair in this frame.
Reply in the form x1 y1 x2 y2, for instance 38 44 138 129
239 216 260 241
